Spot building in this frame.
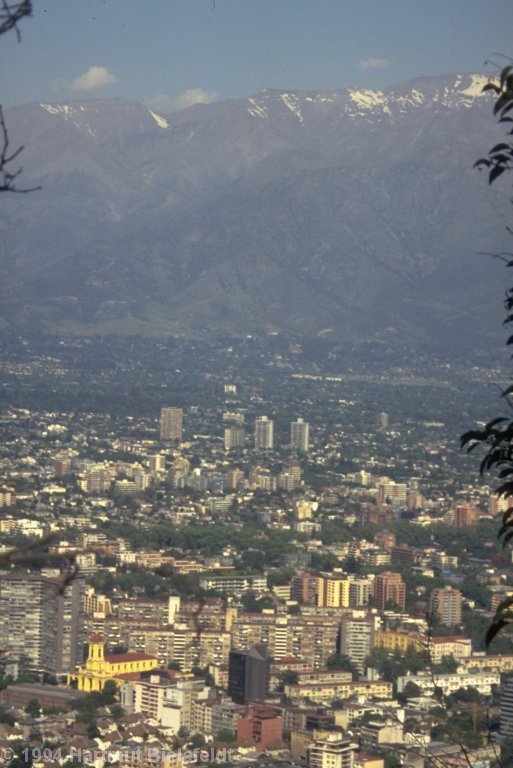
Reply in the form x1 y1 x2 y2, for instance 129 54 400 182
161 679 210 732
427 636 472 663
199 574 267 596
374 531 396 549
70 635 158 692
360 720 404 749
390 544 421 567
285 678 392 703
377 481 407 507
134 674 176 722
291 573 318 604
0 573 85 676
374 571 406 612
290 418 310 452
316 572 351 608
278 464 303 491
501 676 513 737
0 487 15 508
228 644 270 704
53 453 72 476
237 704 283 750
231 612 341 669
452 503 480 528
429 586 462 627
349 578 372 608
339 617 375 674
374 629 422 655
211 699 245 738
397 671 499 698
224 426 245 450
0 683 88 710
308 734 358 768
160 407 183 442
149 454 166 472
254 416 274 450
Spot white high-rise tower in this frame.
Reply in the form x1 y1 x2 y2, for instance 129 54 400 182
254 416 274 450
290 418 310 451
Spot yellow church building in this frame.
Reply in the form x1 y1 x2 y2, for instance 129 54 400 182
70 634 158 692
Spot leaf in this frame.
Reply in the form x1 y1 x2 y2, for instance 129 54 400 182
489 164 506 184
490 142 513 153
486 619 509 647
500 66 513 88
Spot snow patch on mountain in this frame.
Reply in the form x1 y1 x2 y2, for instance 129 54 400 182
40 103 76 118
148 110 169 129
348 88 386 110
39 103 97 139
280 93 304 123
247 97 268 119
460 73 490 97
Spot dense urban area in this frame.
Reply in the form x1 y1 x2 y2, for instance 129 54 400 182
1 333 513 768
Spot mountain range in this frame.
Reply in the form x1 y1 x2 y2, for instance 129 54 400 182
1 73 511 353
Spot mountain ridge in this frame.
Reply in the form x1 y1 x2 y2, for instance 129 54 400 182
0 73 510 351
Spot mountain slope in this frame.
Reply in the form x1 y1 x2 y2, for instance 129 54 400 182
0 74 510 350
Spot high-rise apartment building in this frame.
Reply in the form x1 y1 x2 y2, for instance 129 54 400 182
0 574 85 675
501 676 513 738
290 418 310 452
349 578 372 609
159 407 183 442
230 613 340 669
374 571 406 612
429 586 462 627
254 416 274 450
224 426 245 451
316 572 351 608
339 617 375 674
291 573 318 604
452 503 480 528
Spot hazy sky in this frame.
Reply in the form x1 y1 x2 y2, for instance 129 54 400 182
2 0 513 110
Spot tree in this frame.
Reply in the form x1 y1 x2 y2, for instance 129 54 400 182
402 680 422 699
325 653 359 680
98 679 118 705
276 670 299 691
215 729 236 743
434 655 459 674
0 1 40 193
1 1 32 37
24 699 40 718
461 64 513 645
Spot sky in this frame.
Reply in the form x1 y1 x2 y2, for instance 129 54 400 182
2 0 513 111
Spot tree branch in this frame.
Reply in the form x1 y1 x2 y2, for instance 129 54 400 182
0 0 32 41
0 105 40 192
